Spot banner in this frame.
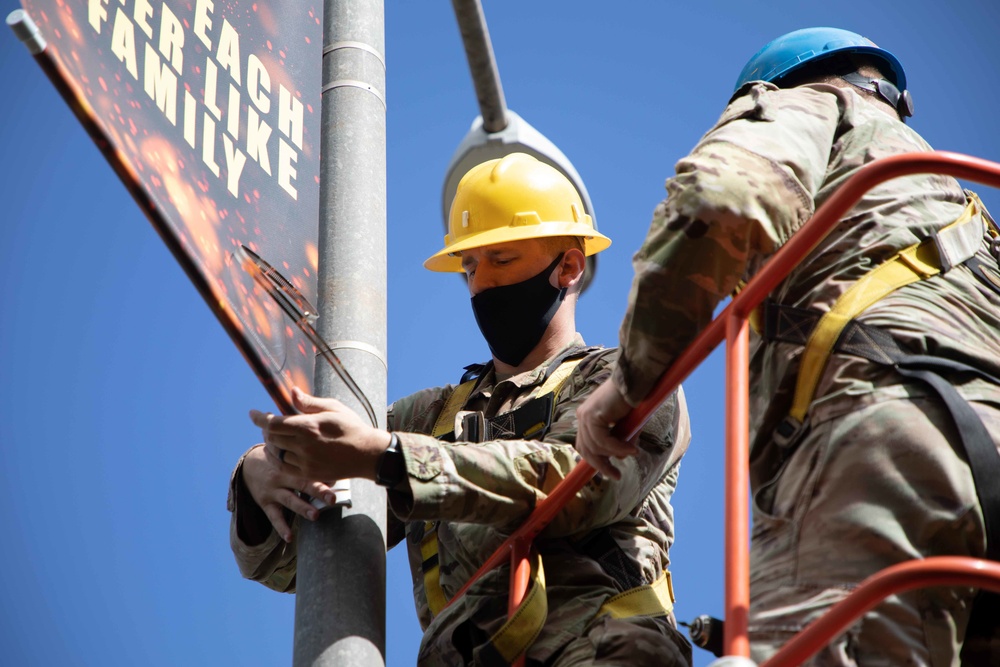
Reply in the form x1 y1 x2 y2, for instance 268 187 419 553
20 0 324 413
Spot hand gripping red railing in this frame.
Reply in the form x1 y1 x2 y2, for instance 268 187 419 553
445 152 1000 666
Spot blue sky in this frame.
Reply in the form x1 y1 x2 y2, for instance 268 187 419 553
3 1 999 666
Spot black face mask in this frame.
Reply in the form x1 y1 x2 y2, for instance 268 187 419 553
471 254 567 367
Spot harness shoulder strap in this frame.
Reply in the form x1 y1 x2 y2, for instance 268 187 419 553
422 377 481 616
430 347 598 441
420 352 592 624
789 195 983 423
536 356 583 399
761 193 1000 661
534 344 602 394
431 379 479 439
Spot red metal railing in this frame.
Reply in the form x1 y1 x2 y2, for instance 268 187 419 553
447 151 1000 666
762 557 1000 667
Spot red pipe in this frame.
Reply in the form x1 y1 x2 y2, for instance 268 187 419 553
724 313 751 657
761 557 1000 667
509 538 531 667
509 538 532 615
447 461 597 604
447 152 1000 661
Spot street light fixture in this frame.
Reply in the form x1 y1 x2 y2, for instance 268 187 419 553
444 0 600 292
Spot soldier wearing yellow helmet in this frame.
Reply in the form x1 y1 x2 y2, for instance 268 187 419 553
229 153 693 666
425 152 611 371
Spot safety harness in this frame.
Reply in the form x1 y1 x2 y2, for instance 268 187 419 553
757 192 1000 659
417 346 676 665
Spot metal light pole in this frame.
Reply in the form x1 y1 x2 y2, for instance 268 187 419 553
294 1 387 666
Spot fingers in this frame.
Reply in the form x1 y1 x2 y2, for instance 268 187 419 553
292 386 344 414
243 446 338 544
590 455 623 481
574 379 640 480
263 442 306 477
263 452 338 507
261 489 319 543
249 408 274 430
278 487 320 520
576 414 636 482
577 435 628 481
590 431 638 459
304 482 337 507
577 412 637 460
251 412 308 469
262 442 281 463
303 480 338 506
261 503 294 543
250 409 301 437
250 406 348 445
580 416 637 459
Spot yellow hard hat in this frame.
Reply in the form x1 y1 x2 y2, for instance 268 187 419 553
424 153 611 272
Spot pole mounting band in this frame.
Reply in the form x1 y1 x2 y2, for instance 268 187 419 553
323 40 386 69
320 79 386 109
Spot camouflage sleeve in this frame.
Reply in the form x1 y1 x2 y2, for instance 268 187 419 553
227 447 299 593
614 82 842 405
385 384 458 546
388 350 690 537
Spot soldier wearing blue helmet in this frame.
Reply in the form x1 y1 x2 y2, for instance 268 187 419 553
577 27 1000 665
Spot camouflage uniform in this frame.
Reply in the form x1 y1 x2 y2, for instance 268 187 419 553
613 81 1000 665
230 337 693 666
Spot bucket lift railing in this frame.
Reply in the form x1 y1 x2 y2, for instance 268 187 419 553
761 557 1000 667
445 151 1000 666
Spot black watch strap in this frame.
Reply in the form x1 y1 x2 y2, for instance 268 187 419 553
375 432 406 487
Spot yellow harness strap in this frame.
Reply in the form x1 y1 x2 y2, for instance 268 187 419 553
789 196 983 422
598 571 675 619
486 561 675 663
419 521 449 617
485 567 675 663
429 357 585 440
422 353 676 661
431 379 477 438
733 279 764 335
487 551 548 665
422 357 585 622
536 358 583 398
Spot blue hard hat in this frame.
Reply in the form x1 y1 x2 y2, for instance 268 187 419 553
734 27 907 92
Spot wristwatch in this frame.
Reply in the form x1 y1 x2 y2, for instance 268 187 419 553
375 432 406 487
